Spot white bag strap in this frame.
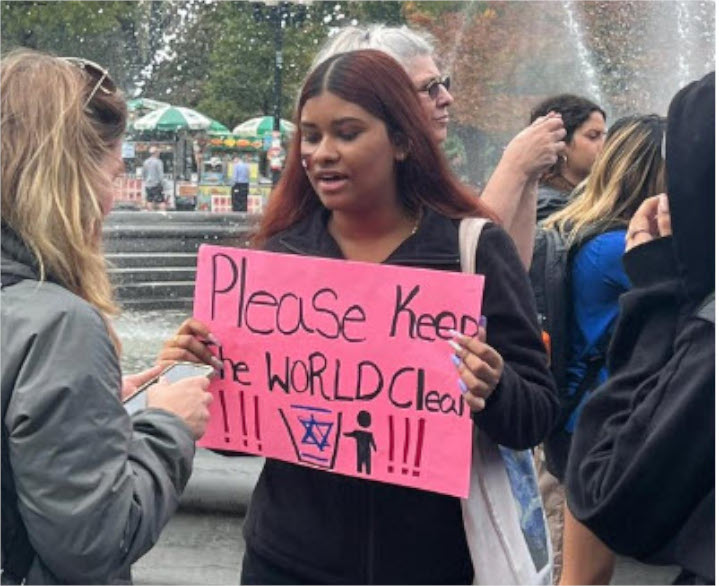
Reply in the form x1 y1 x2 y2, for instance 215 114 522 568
459 217 490 274
458 216 553 585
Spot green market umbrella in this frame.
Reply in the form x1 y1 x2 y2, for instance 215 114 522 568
232 116 295 137
127 97 170 112
133 106 229 133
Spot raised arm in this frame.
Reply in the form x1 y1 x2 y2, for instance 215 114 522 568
480 113 565 268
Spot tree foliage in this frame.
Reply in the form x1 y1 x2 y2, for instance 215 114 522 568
1 1 171 93
0 0 414 129
2 0 713 182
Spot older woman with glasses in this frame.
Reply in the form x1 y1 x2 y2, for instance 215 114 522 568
1 49 213 585
312 24 567 269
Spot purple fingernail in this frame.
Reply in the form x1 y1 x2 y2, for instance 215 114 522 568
451 354 461 367
479 315 488 329
458 379 468 394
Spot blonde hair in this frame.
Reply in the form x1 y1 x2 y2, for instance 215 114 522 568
1 50 127 348
544 114 667 244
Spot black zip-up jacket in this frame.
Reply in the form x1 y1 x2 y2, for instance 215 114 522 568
243 206 558 584
566 238 714 583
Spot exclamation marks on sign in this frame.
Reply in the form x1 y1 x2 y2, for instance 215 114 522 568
218 389 231 443
412 418 425 477
253 395 262 451
402 417 411 475
388 415 395 473
216 389 263 452
239 391 249 448
387 416 426 477
237 390 263 452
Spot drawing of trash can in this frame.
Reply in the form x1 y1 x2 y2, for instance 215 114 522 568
279 405 343 469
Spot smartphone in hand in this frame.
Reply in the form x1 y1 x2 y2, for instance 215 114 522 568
123 362 215 416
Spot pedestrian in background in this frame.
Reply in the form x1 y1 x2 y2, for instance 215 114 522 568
231 154 250 212
160 49 558 585
142 145 165 211
565 71 715 585
529 94 607 222
312 24 566 269
1 49 212 584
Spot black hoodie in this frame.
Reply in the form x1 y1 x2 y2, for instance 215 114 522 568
566 72 715 583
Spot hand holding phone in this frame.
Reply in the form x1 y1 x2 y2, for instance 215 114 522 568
124 362 214 439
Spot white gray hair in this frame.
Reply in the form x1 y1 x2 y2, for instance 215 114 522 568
312 24 437 72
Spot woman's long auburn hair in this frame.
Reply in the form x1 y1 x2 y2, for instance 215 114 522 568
253 50 496 246
544 114 667 244
1 50 127 351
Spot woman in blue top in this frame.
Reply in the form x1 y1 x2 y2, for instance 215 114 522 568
543 114 667 584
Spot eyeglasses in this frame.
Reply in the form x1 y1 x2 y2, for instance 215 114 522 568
416 76 451 100
61 57 117 107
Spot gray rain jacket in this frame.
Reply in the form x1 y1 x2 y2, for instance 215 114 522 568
1 229 196 584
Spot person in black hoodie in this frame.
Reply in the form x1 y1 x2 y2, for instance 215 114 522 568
565 71 714 584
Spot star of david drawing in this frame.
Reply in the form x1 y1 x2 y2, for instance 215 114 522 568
299 414 334 451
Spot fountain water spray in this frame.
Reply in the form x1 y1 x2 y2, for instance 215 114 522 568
561 0 604 104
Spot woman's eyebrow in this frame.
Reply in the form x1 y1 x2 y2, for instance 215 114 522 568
301 117 364 129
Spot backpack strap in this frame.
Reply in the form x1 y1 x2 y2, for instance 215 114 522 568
554 324 614 429
458 217 490 274
1 274 35 582
1 424 35 584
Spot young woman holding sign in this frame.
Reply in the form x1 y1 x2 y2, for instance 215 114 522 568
160 50 557 584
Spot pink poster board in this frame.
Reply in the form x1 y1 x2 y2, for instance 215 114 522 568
194 245 484 498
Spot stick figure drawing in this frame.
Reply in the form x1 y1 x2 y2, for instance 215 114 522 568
344 410 377 474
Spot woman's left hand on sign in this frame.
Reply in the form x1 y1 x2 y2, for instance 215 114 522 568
121 364 165 400
157 317 223 371
449 319 504 412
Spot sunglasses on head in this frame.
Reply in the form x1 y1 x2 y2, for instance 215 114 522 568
61 57 117 107
417 75 451 100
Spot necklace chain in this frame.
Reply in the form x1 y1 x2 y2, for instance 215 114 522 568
410 209 422 235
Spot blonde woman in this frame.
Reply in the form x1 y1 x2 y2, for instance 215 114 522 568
541 114 667 584
1 50 212 584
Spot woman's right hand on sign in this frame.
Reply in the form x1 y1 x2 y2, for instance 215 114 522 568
147 375 213 439
157 317 223 371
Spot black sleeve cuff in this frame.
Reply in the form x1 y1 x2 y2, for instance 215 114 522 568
623 237 679 287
